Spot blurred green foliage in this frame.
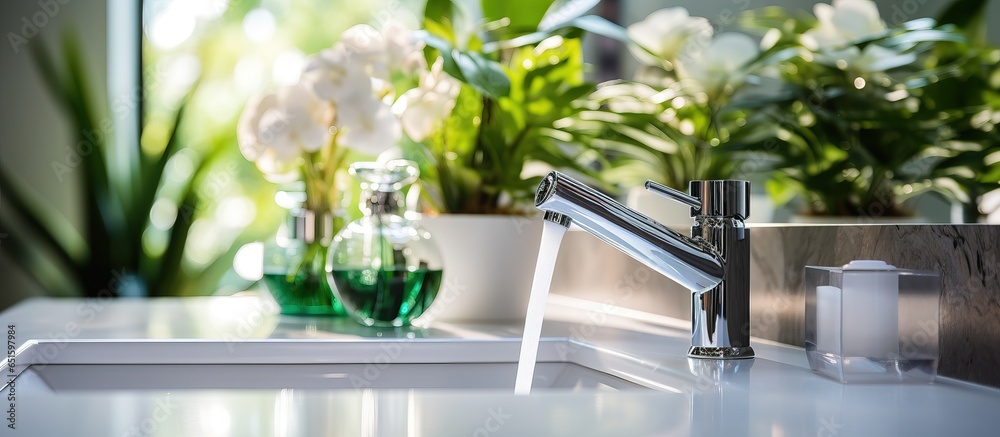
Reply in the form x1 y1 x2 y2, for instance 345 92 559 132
736 1 999 219
406 0 626 214
0 34 239 297
0 0 427 298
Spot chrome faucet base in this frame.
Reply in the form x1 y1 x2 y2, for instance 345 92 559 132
687 346 755 360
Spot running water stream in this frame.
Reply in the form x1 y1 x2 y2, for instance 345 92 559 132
513 220 569 395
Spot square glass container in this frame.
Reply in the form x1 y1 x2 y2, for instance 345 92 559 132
804 260 940 384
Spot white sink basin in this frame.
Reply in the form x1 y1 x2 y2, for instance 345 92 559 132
18 362 645 391
7 338 680 393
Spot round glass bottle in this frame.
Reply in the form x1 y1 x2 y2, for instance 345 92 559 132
326 160 443 327
263 190 346 316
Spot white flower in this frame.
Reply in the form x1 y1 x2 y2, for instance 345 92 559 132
678 33 759 94
337 97 401 155
393 58 461 142
301 45 375 106
381 21 426 74
237 83 333 177
302 21 424 110
290 23 425 156
627 8 713 66
801 1 916 73
803 0 886 50
335 22 426 79
339 24 387 65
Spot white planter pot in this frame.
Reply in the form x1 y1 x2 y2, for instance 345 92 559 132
418 214 543 322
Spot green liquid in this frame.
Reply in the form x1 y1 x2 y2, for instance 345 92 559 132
263 271 346 316
329 268 442 327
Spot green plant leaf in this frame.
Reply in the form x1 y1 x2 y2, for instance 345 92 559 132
32 32 131 292
424 0 459 28
610 124 678 155
425 0 479 49
485 15 629 52
0 166 86 271
551 83 594 107
882 29 966 47
153 189 198 297
452 50 511 98
442 84 483 157
559 15 629 43
981 164 1000 184
416 30 465 80
152 147 223 296
538 0 599 31
139 90 196 231
0 221 80 296
482 0 555 37
901 18 938 31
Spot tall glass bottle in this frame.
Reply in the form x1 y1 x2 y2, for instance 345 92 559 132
326 160 443 327
263 190 346 316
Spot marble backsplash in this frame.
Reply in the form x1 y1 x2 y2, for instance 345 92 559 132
549 225 1000 388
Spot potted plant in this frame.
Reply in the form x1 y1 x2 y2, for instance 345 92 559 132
738 0 995 222
390 0 628 320
569 7 790 226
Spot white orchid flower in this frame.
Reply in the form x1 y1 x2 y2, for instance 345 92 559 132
802 1 916 73
337 96 401 155
392 58 461 142
336 22 426 80
627 7 713 67
381 20 426 74
238 93 284 163
678 33 759 95
237 83 333 178
288 23 427 156
301 22 424 110
276 84 335 153
339 24 387 65
803 0 887 50
301 45 375 106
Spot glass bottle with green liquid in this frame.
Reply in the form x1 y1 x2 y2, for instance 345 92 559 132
262 188 346 316
325 160 443 327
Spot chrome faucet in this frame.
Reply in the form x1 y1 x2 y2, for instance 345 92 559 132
535 172 754 359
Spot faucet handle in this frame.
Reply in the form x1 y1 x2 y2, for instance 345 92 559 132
644 180 750 219
689 180 750 220
644 180 702 209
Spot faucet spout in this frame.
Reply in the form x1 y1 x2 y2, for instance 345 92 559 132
535 172 724 293
535 171 754 359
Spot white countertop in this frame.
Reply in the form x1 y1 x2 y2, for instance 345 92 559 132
1 294 998 436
